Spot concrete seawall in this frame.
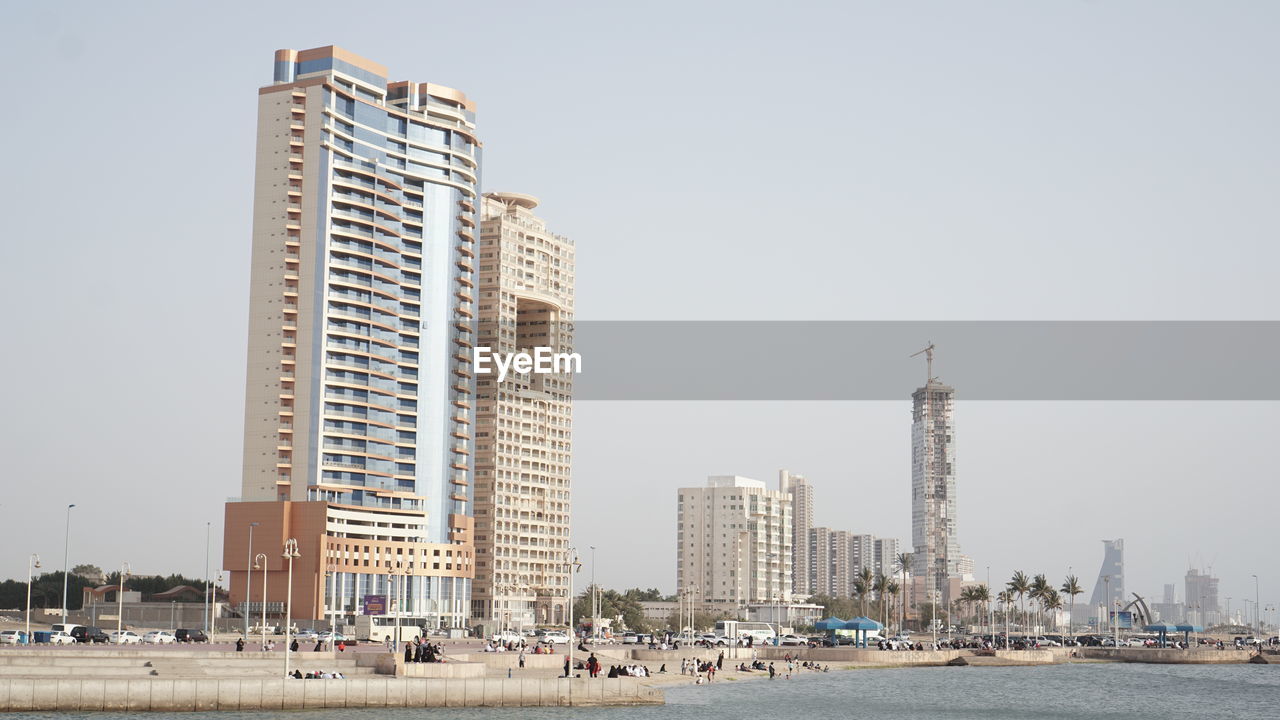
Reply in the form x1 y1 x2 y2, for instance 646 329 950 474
0 676 663 711
1080 648 1253 664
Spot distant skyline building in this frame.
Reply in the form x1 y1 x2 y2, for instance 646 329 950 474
1185 568 1220 626
780 470 813 597
471 192 575 630
808 529 901 597
910 366 961 604
676 476 792 610
1087 539 1125 612
223 45 481 626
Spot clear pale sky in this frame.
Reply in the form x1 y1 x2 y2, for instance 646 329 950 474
2 1 1276 613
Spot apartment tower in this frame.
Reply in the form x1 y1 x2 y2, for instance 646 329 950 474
471 192 575 629
1088 539 1125 614
224 46 480 627
676 476 792 612
910 374 961 606
780 470 813 597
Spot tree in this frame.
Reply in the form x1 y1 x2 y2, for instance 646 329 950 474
1029 574 1050 634
1060 575 1083 636
807 594 857 621
885 580 899 632
71 565 103 580
1007 571 1030 633
1042 589 1063 631
971 584 990 631
572 586 650 633
895 552 912 631
873 574 890 627
857 568 875 617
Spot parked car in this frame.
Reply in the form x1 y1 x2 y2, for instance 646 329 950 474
249 624 278 634
1029 636 1061 647
491 630 522 645
779 634 806 646
174 629 208 643
294 628 320 640
143 631 176 644
110 630 142 645
318 631 354 645
70 626 110 644
621 632 638 644
49 631 77 645
0 630 25 644
541 632 569 645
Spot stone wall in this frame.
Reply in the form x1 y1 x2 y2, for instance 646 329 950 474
0 676 663 711
355 654 486 678
1080 648 1253 664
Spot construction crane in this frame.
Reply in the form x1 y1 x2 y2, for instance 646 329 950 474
910 342 936 384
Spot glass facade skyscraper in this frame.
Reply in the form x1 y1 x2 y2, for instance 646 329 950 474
224 46 479 628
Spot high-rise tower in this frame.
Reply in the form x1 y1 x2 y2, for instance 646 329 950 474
471 192 575 629
1088 539 1125 613
910 372 960 607
780 470 812 597
224 46 480 628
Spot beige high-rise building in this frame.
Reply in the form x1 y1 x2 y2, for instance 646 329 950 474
471 193 575 629
676 476 792 611
224 46 480 629
779 470 813 597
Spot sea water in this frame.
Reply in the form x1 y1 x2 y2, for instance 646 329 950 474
8 663 1279 720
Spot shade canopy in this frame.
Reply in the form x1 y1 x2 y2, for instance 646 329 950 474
1173 624 1203 633
815 617 847 631
1143 622 1178 632
843 617 884 631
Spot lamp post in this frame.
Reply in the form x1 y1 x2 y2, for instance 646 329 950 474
589 546 597 645
388 561 405 653
1253 575 1260 635
244 522 259 639
26 554 41 641
253 553 268 651
204 522 211 634
564 548 582 705
116 562 131 643
327 563 338 634
282 538 299 678
61 504 75 625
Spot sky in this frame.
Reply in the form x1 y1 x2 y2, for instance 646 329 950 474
1 1 1277 615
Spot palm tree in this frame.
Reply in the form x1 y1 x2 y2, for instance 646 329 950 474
1060 575 1083 637
996 590 1014 646
1030 574 1050 635
857 568 875 617
873 574 890 628
895 552 912 632
1007 571 1031 635
853 579 869 618
972 584 991 634
1042 589 1063 631
885 580 899 632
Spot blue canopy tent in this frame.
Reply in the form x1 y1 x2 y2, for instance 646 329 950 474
1143 621 1178 648
842 617 884 648
1173 623 1203 647
814 617 847 632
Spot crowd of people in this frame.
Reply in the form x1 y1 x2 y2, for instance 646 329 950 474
402 636 445 663
289 669 345 679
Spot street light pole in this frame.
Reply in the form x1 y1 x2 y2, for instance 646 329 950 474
61 504 75 625
26 554 41 641
245 522 259 640
565 547 581 705
1253 575 1260 635
204 522 210 634
589 546 597 644
282 539 300 678
116 562 131 643
253 553 268 651
327 563 338 634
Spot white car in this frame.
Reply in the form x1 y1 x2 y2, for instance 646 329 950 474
491 630 522 645
49 631 76 645
110 630 142 645
143 631 176 644
0 630 24 644
541 632 569 644
779 634 806 646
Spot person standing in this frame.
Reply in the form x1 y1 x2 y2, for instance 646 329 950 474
563 656 571 678
235 637 245 652
768 662 776 679
716 651 724 670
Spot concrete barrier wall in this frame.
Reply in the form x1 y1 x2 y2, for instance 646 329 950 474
450 652 568 670
354 654 486 678
755 647 962 665
1080 648 1252 664
0 676 663 711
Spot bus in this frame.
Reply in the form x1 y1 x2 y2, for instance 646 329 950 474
715 621 777 643
355 615 435 643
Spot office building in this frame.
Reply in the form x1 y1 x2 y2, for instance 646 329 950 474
780 470 813 597
1184 568 1220 626
224 46 480 626
911 375 961 604
1087 539 1125 613
807 529 902 597
676 476 792 610
471 192 575 629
